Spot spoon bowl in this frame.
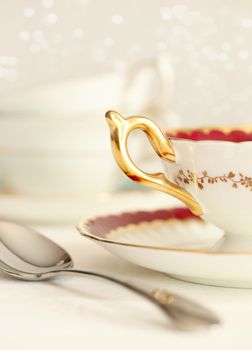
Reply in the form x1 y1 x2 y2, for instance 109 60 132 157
0 221 72 279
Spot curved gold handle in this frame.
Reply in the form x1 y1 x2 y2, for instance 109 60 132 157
106 110 203 216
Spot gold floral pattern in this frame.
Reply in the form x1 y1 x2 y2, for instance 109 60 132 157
176 169 252 191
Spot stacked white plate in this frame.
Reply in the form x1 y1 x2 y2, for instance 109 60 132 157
0 55 177 223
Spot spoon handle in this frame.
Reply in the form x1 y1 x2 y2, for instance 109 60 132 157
53 268 219 329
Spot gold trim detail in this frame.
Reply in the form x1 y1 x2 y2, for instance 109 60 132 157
105 110 203 216
176 169 252 191
152 289 175 305
77 216 252 255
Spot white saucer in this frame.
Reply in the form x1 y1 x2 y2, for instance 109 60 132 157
78 207 252 288
0 191 175 224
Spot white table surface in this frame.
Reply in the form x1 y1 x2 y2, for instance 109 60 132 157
2 195 252 349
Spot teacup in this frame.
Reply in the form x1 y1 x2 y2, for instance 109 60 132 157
106 110 252 250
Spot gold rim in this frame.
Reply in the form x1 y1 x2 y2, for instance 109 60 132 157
77 216 252 256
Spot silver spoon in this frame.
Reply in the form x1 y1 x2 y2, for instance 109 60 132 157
0 221 220 330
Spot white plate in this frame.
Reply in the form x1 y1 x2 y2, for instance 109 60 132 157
78 207 252 288
0 191 176 224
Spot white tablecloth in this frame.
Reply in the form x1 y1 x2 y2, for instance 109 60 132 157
1 201 252 349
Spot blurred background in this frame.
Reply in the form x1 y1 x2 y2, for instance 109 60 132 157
0 0 252 223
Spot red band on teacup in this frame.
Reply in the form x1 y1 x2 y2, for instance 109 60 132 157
167 129 252 142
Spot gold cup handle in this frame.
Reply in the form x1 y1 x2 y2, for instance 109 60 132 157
106 111 203 216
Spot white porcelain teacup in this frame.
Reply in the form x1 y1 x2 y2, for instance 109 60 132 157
106 111 252 250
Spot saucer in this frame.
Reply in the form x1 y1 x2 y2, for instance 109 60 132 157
78 207 252 288
0 191 174 224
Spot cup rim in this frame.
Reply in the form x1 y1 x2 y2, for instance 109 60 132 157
166 125 252 143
